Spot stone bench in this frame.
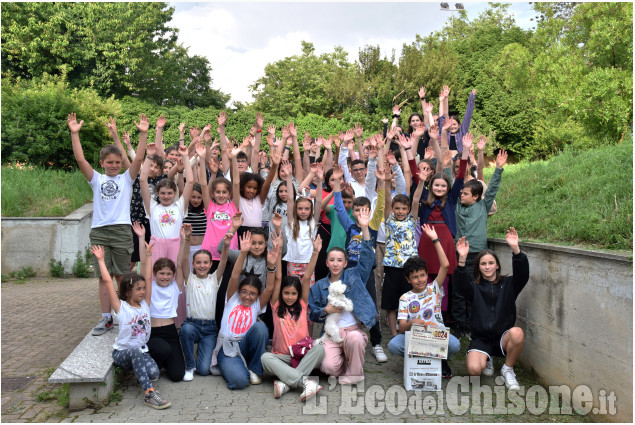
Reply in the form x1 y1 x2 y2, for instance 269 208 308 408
48 327 118 410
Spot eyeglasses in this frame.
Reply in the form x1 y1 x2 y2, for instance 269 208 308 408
239 290 258 298
236 159 248 164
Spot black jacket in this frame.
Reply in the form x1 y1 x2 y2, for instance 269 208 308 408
454 252 530 338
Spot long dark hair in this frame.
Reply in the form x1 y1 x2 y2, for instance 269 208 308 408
474 249 502 284
188 183 204 214
274 181 295 213
276 276 303 321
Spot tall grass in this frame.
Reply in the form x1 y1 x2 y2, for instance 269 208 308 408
1 165 92 217
483 141 633 251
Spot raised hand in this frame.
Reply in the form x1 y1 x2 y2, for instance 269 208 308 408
90 245 105 260
342 129 355 143
442 85 450 98
134 114 150 133
288 122 297 138
145 241 155 257
412 122 426 138
424 101 434 114
281 125 290 141
67 113 84 133
443 149 452 168
106 117 118 136
178 145 189 157
123 131 131 147
374 166 386 182
181 223 192 239
147 143 157 157
477 135 487 151
312 234 323 253
333 135 341 149
267 124 276 138
175 156 185 172
472 88 477 96
281 159 292 176
397 133 412 149
418 166 433 182
208 156 219 174
202 124 212 143
428 125 439 140
156 115 166 129
231 211 243 229
382 117 389 125
324 135 333 151
331 164 344 180
368 144 378 159
505 227 519 249
462 132 474 152
392 105 401 116
354 123 363 138
386 150 397 166
178 122 186 134
442 118 453 132
386 128 396 140
222 230 234 247
419 86 426 99
271 212 283 229
239 231 252 253
495 149 508 169
456 236 469 258
216 111 227 127
421 223 438 241
267 242 281 266
255 112 265 130
357 206 371 228
316 136 324 149
132 221 145 238
195 140 206 158
270 145 282 166
302 131 311 150
424 146 434 160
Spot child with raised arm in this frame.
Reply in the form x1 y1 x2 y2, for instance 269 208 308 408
455 228 529 390
212 231 278 389
261 234 325 401
178 224 230 381
140 140 193 327
69 113 147 336
91 242 170 410
309 207 377 384
451 148 508 338
387 225 461 379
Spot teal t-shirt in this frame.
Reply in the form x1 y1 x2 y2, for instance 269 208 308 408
327 205 353 251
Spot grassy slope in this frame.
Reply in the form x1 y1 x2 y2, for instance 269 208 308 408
483 141 633 251
1 166 92 217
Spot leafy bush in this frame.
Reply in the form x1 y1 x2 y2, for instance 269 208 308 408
49 259 65 278
1 74 120 169
72 251 92 278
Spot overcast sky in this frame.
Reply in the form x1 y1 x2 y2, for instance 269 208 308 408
169 1 536 106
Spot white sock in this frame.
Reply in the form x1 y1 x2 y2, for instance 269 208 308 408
102 313 112 319
501 364 513 373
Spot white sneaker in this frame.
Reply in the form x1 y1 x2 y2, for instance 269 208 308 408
183 368 194 382
483 357 494 376
249 370 262 385
273 380 289 398
501 366 520 391
372 345 388 363
300 379 322 402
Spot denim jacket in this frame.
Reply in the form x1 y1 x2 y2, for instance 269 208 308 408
308 238 377 329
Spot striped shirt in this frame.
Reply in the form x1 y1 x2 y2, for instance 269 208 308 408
184 209 207 236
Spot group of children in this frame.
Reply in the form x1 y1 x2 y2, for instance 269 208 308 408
70 84 530 410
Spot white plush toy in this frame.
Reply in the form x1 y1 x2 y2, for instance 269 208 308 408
315 280 354 344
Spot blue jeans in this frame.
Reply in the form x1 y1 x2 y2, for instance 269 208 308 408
217 321 268 390
387 333 461 358
179 318 218 375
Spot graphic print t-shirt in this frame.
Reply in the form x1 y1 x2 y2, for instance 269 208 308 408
113 300 151 351
148 197 185 239
201 201 238 260
397 281 445 328
90 170 134 228
220 292 265 340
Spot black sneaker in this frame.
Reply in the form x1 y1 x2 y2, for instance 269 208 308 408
92 316 114 336
441 360 452 379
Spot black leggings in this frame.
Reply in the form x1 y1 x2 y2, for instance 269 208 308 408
147 323 185 382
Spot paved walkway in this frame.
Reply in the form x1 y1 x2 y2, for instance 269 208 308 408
2 277 593 423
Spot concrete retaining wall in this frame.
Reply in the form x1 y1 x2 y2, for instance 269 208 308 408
488 238 633 422
2 203 93 275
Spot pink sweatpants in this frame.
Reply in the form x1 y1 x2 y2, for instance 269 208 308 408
150 236 186 327
320 324 368 384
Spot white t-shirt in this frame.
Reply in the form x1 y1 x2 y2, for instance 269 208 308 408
147 197 186 239
113 300 151 351
338 310 358 328
239 196 262 227
283 218 318 263
149 281 181 319
90 170 134 228
185 272 220 321
397 281 445 329
220 292 265 340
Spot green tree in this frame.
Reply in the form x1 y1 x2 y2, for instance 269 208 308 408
1 2 227 108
